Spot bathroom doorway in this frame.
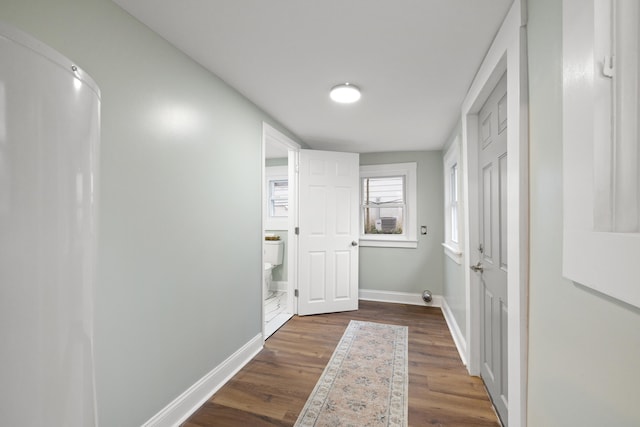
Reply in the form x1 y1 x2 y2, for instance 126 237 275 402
262 123 300 338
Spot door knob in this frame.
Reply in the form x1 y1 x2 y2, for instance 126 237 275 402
351 241 358 246
470 262 483 273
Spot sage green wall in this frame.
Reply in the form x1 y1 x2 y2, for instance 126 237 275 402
528 1 640 425
443 254 465 334
0 1 299 426
265 157 289 167
359 151 444 295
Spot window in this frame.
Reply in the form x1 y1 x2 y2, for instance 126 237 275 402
450 163 459 243
360 163 417 248
362 176 405 234
269 179 288 217
265 166 288 230
443 140 462 263
562 0 640 308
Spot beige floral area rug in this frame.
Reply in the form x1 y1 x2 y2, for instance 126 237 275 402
294 320 408 427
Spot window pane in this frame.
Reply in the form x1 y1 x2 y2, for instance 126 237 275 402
450 164 458 202
362 176 404 205
451 205 458 243
362 176 405 235
271 180 288 199
270 179 288 217
450 163 459 243
363 206 404 234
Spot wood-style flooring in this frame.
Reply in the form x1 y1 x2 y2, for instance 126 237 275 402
183 300 501 427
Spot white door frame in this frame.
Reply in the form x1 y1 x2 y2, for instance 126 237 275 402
460 2 528 426
262 122 300 339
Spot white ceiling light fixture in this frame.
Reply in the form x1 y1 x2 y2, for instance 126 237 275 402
330 83 361 104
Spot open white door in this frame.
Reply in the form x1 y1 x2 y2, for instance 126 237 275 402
298 149 360 316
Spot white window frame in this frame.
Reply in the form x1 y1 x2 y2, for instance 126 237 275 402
443 140 463 263
359 162 417 248
265 165 288 230
563 0 640 309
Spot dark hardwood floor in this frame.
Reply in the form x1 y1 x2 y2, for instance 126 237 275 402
183 300 500 427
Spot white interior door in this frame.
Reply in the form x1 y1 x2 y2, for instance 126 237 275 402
475 73 509 424
298 149 359 316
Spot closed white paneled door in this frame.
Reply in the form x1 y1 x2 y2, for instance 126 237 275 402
476 72 509 425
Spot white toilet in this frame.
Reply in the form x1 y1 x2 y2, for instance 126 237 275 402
264 240 284 296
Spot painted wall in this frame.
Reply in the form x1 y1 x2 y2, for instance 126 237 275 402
443 257 465 335
441 125 466 337
527 1 640 425
0 1 299 426
359 151 444 295
265 157 288 167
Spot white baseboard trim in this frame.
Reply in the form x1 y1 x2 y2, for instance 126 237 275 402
142 333 263 427
440 298 468 367
358 289 442 308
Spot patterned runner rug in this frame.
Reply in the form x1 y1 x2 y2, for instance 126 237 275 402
294 320 408 427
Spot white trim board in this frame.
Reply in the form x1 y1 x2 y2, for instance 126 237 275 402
460 1 529 426
142 334 263 427
442 242 463 265
562 0 640 309
440 298 468 367
358 289 442 308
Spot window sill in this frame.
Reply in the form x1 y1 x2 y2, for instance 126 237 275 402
265 219 288 231
360 238 418 249
442 242 463 264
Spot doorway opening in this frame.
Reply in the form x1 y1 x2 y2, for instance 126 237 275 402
262 123 300 339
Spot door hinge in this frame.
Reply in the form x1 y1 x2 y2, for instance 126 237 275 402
295 227 299 235
294 289 299 297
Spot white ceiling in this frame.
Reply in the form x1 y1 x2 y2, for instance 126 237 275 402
112 0 513 153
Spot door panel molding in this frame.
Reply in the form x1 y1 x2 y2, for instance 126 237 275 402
298 149 360 316
477 72 508 423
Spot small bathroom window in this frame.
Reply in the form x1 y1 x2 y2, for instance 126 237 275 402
269 179 288 217
265 165 288 230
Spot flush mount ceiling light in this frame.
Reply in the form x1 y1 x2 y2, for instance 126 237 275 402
330 83 361 104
